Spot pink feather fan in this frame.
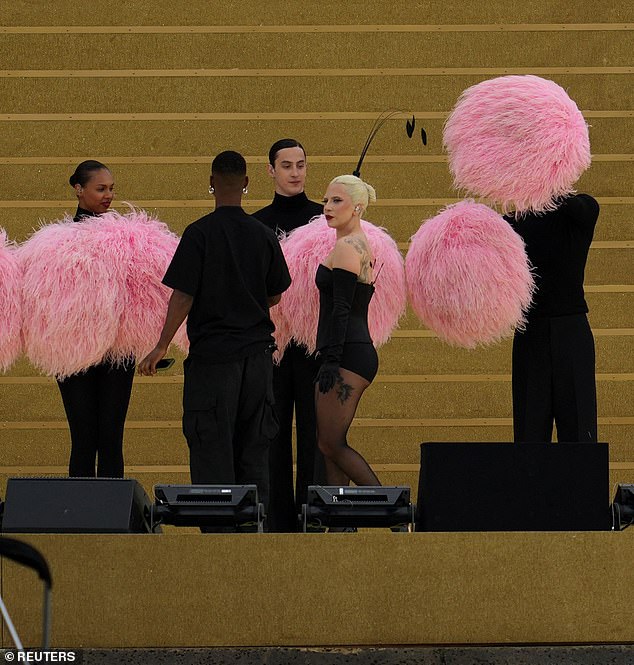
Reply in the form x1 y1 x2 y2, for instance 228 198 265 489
275 214 406 359
406 201 534 348
20 208 186 378
108 207 188 361
19 215 128 378
0 229 22 372
444 75 591 214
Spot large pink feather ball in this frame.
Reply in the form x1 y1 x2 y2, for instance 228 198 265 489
276 214 406 358
20 209 186 378
19 216 128 378
405 201 534 348
444 75 591 214
108 208 188 360
0 229 22 372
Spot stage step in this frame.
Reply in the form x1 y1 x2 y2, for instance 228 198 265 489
4 29 633 70
2 162 631 210
1 371 632 422
2 74 632 116
0 116 631 162
2 0 631 24
4 329 633 376
1 421 633 467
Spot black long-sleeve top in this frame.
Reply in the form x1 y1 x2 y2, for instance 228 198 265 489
505 194 599 320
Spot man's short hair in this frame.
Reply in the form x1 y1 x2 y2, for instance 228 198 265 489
211 150 247 176
268 139 306 166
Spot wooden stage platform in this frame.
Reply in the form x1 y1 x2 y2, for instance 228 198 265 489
3 530 634 649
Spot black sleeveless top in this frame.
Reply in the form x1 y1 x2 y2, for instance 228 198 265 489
315 264 374 352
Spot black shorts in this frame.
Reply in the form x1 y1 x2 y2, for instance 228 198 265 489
340 342 379 383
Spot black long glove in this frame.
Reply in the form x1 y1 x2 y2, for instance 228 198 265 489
316 268 358 394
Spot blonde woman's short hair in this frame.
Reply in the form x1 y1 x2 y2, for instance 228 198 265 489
329 174 377 213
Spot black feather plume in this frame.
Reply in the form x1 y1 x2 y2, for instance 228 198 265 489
353 110 401 177
406 115 415 138
353 110 427 177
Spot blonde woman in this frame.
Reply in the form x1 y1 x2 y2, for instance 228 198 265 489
315 175 380 487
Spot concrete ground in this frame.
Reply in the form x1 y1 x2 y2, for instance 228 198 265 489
54 645 634 665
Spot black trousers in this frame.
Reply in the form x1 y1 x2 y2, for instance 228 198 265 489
267 341 325 532
57 360 135 478
182 349 278 512
512 313 597 443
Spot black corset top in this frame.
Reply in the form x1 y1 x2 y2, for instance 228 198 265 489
315 264 374 351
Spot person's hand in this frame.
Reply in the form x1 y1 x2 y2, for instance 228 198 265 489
137 346 167 376
316 362 341 394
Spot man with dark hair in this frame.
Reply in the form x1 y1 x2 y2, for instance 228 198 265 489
139 150 291 511
252 139 325 532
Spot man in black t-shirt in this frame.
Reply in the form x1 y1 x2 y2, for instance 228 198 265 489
139 151 291 509
252 139 325 532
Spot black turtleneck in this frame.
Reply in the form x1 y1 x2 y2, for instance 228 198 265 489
252 191 323 234
74 206 99 222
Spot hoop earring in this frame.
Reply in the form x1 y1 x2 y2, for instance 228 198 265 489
208 186 214 194
242 187 248 194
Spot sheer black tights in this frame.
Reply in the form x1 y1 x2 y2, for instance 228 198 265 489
314 367 380 486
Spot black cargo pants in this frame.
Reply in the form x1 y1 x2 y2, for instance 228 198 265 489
182 348 279 510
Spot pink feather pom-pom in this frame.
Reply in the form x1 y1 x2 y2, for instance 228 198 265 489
19 215 128 378
275 214 406 359
444 75 591 214
0 229 22 372
20 209 187 378
405 201 534 348
107 208 188 360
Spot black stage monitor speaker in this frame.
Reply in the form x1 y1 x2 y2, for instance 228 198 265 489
416 442 611 532
152 484 264 532
1 478 155 534
611 484 634 530
302 485 414 531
